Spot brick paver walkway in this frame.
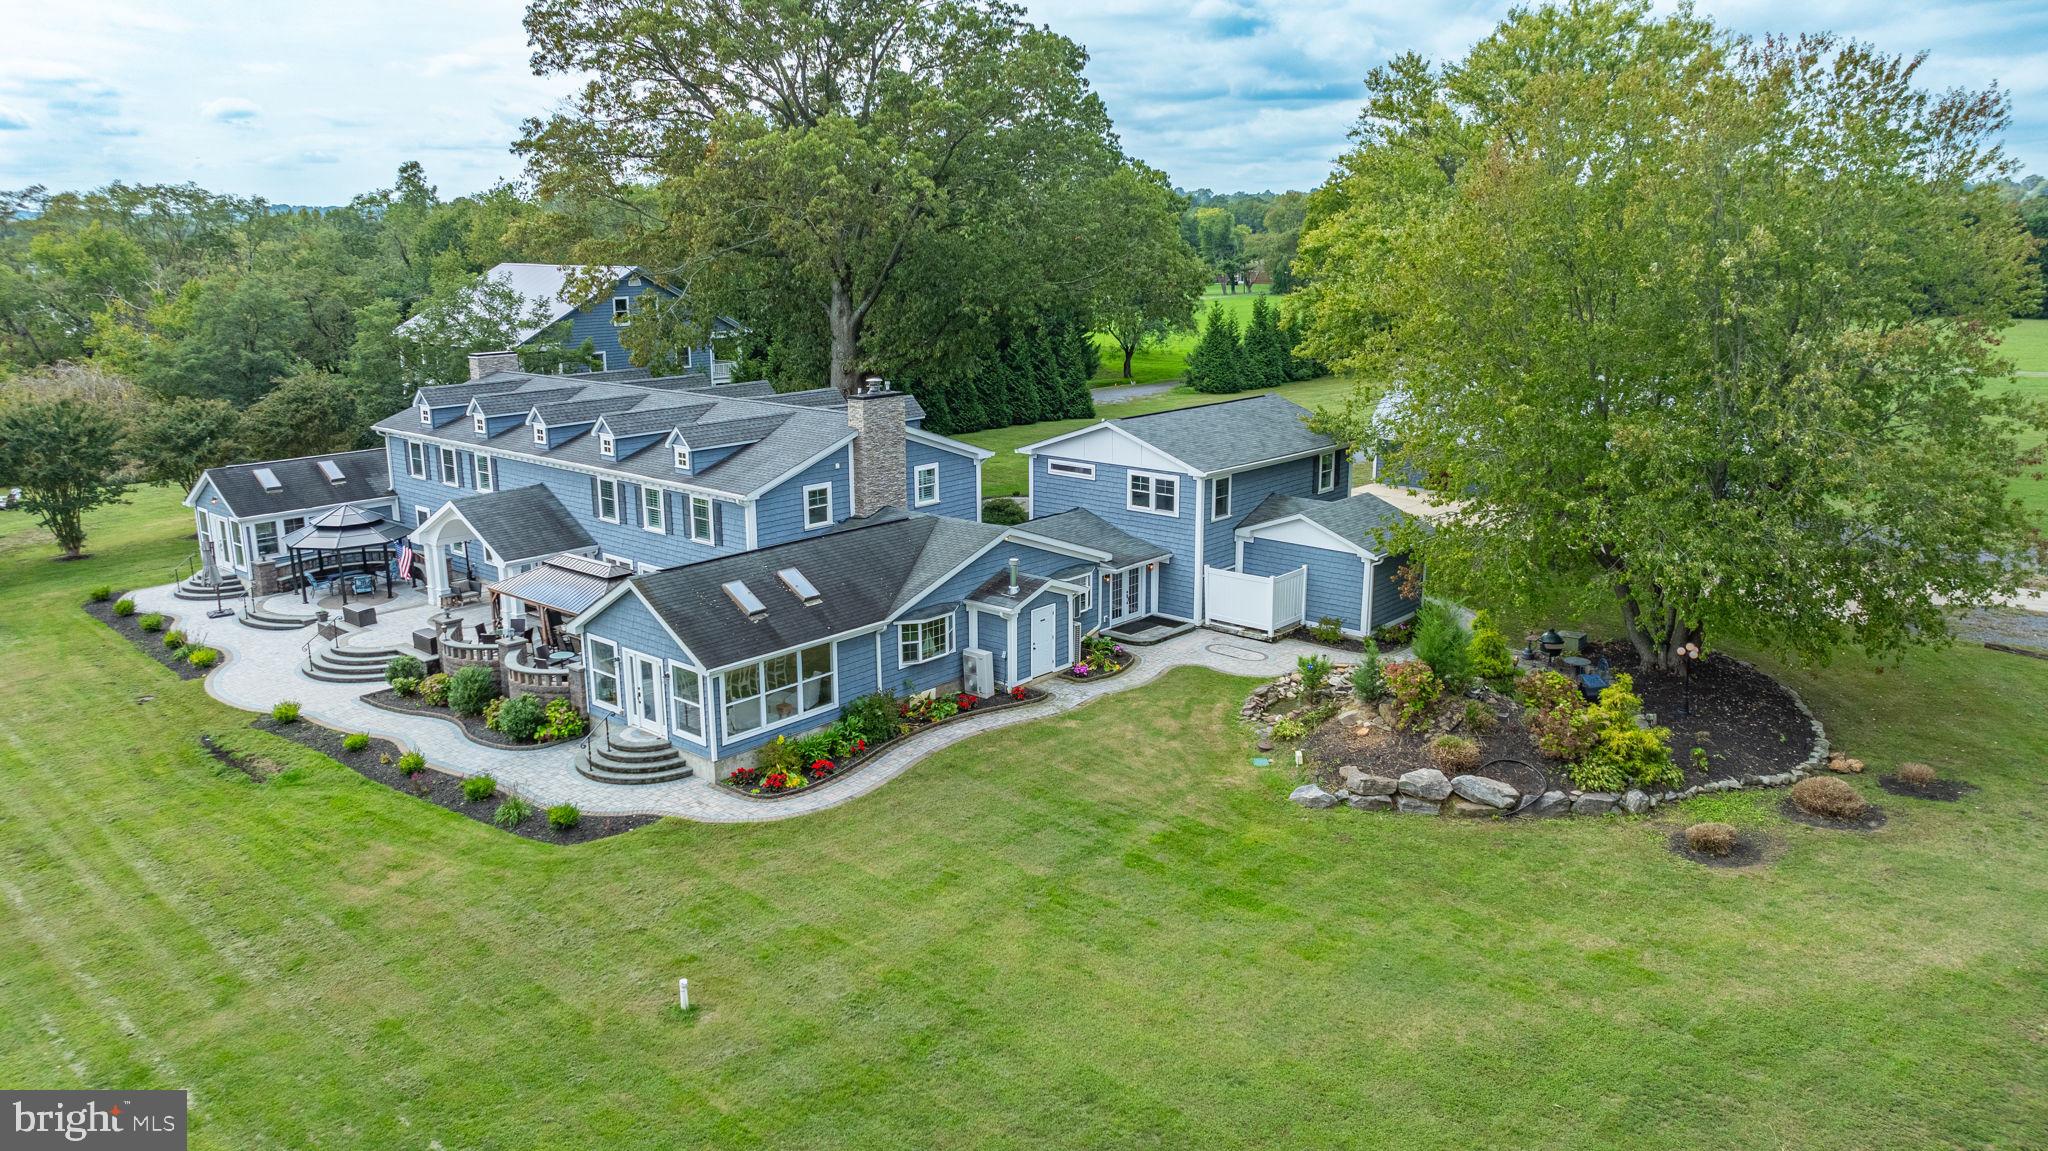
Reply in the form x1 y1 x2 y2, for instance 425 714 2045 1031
131 580 1348 823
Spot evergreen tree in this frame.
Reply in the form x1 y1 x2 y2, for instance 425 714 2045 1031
1184 303 1246 393
1242 296 1288 390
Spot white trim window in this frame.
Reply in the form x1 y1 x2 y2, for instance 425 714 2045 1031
1127 471 1179 516
803 483 833 530
472 412 487 436
439 446 459 487
1212 475 1232 520
687 495 715 544
418 404 432 426
587 638 621 710
723 644 835 736
475 454 494 492
1077 579 1091 614
415 505 430 528
598 432 615 457
1047 459 1095 480
913 463 940 507
253 520 280 557
1316 452 1337 493
596 477 621 523
533 422 548 446
282 516 306 539
668 663 705 739
674 444 691 471
611 296 629 324
406 440 426 479
898 614 954 666
594 350 608 372
641 485 666 534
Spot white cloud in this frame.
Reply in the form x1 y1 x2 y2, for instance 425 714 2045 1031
0 103 29 130
201 97 260 124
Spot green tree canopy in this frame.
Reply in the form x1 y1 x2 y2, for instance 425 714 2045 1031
0 365 132 557
1297 0 2048 670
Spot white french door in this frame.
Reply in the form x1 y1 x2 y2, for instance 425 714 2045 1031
626 651 665 734
1104 568 1146 624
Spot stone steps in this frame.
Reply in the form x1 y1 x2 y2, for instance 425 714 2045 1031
303 642 402 684
173 574 245 602
577 730 694 784
239 606 314 631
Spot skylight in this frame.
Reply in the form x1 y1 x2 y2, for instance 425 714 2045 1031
722 579 767 619
777 567 822 606
317 459 346 484
251 467 282 493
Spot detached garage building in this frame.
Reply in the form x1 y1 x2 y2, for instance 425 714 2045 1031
1233 491 1422 638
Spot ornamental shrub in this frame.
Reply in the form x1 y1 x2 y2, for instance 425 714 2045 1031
1350 644 1386 700
87 585 113 602
114 597 136 616
446 665 497 716
1297 654 1332 698
385 653 426 688
1429 734 1481 773
162 629 186 649
1896 762 1937 788
493 796 533 828
1461 699 1495 734
138 612 165 633
461 774 497 803
341 733 371 753
842 692 900 745
396 751 426 777
1467 610 1516 689
1270 716 1310 742
1412 600 1472 691
270 700 301 724
185 646 219 669
1521 670 1597 760
535 698 586 742
1684 822 1738 856
979 497 1029 526
389 676 420 697
490 694 546 743
1384 660 1441 731
547 803 581 831
417 673 450 708
1790 776 1868 820
1309 617 1346 645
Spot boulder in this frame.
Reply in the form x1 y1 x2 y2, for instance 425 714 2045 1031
1289 784 1338 810
1528 790 1573 818
1338 766 1398 796
1573 792 1619 816
1451 775 1518 809
1395 795 1442 816
1620 789 1650 815
1397 767 1452 801
1446 796 1500 818
1345 794 1394 812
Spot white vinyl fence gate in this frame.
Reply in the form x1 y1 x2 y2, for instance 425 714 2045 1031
1203 565 1307 639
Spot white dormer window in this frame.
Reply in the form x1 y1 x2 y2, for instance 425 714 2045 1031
674 444 691 471
418 404 432 426
611 297 629 324
533 422 548 446
473 413 486 436
599 432 615 458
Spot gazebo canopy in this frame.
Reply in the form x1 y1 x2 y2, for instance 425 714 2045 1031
282 504 410 552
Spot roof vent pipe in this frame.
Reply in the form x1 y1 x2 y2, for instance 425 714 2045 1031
1007 557 1019 596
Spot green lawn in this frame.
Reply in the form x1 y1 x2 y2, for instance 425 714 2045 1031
2000 316 2048 373
1089 283 1274 387
966 373 1358 497
5 487 2048 1148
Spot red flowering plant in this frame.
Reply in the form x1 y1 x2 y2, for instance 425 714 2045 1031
957 693 978 710
727 766 761 787
808 758 836 779
763 771 791 790
1010 685 1028 700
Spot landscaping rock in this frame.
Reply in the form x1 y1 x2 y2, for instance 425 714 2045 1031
1396 795 1442 816
1338 766 1398 795
1620 789 1650 815
1397 767 1452 801
1289 784 1338 809
1451 775 1518 809
1529 790 1573 818
1446 796 1500 818
1346 794 1394 812
1573 792 1619 815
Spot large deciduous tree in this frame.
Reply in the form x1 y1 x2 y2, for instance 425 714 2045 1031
1089 164 1209 380
1296 1 2048 670
518 0 1123 394
0 364 132 557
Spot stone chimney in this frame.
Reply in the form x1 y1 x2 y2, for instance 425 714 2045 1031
468 349 524 380
845 376 910 517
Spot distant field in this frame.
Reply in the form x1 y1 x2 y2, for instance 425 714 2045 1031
2000 317 2048 373
1088 284 1275 387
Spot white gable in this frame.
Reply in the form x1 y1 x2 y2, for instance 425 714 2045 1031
1238 515 1378 558
1030 424 1192 475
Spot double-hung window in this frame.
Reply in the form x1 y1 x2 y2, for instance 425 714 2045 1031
668 664 705 739
406 440 426 479
1212 475 1232 520
438 446 459 486
253 521 279 557
641 485 666 533
1127 471 1179 516
898 615 954 666
418 404 432 426
674 444 691 471
475 455 494 492
687 495 715 544
533 422 548 446
596 477 620 523
472 413 487 436
587 639 620 709
723 644 834 735
611 296 629 324
803 484 832 530
1316 452 1337 493
598 432 615 457
913 463 940 507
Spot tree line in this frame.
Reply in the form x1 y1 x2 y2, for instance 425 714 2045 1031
1184 296 1320 393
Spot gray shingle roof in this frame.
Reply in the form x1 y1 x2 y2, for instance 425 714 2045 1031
474 387 580 416
1236 491 1417 556
193 448 390 519
1021 508 1169 569
445 484 597 562
625 510 1008 669
677 414 788 451
598 403 715 438
1108 394 1336 474
415 378 530 409
533 395 644 426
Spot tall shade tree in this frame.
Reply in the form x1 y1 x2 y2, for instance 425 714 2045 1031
0 365 132 557
236 370 363 461
518 0 1121 394
127 396 241 491
1089 165 1209 380
1296 0 2048 670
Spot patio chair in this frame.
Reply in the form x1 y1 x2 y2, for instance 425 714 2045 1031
349 573 376 597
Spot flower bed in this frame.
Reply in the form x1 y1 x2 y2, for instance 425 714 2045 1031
1063 636 1137 682
363 671 587 752
722 685 1050 799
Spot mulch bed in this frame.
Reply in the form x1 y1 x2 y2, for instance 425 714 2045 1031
360 689 555 752
1665 827 1775 869
1876 774 1976 803
249 717 655 843
84 601 214 681
1778 796 1889 832
723 687 1052 799
1060 652 1143 683
1300 648 1816 796
1294 631 1370 655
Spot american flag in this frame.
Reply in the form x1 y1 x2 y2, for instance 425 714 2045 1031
396 541 414 580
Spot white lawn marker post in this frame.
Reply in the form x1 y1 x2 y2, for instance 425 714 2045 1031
678 978 689 1011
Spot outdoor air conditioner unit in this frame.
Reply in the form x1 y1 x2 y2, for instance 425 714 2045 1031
962 648 995 698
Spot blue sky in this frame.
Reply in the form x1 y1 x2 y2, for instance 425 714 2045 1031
1 0 2043 204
